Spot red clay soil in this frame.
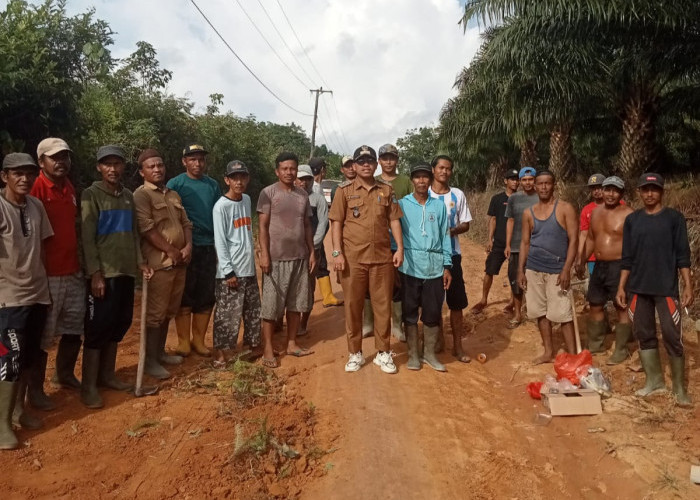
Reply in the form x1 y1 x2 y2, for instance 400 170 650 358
4 236 700 499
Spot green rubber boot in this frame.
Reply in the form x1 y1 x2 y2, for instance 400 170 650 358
159 322 183 366
607 323 632 365
145 327 171 380
586 319 607 354
0 381 19 450
80 348 104 409
635 349 667 397
52 335 82 389
12 376 42 430
669 356 692 407
28 350 56 411
422 326 446 372
391 302 405 342
405 324 421 371
98 342 132 391
362 299 374 338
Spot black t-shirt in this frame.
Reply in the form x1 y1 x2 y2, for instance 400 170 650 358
621 208 691 297
487 191 510 249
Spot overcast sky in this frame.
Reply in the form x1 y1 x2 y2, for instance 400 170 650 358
59 0 481 154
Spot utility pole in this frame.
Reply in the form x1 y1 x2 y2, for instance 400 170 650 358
309 87 332 158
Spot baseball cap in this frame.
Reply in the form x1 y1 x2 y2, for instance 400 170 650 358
638 172 664 188
353 145 377 161
519 166 536 179
505 168 519 179
341 155 353 166
96 145 126 162
225 160 249 176
410 164 432 177
587 173 606 186
2 152 38 170
602 175 624 190
37 138 71 158
297 164 314 178
182 143 208 157
378 144 399 157
308 157 326 175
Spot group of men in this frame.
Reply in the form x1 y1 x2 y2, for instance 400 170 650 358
474 167 693 407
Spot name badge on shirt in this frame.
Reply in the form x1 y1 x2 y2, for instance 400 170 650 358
353 206 360 218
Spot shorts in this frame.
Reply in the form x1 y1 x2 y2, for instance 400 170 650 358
213 276 261 350
508 253 522 295
0 304 48 381
525 269 573 323
261 259 311 320
84 276 135 350
146 266 186 327
41 272 86 350
400 273 444 327
484 248 507 276
182 245 217 313
587 260 622 306
445 254 468 310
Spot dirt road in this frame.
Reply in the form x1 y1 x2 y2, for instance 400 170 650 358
4 236 699 499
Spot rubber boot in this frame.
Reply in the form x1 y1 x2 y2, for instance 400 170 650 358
586 319 607 354
405 324 421 371
12 375 42 430
391 302 406 342
435 324 445 353
0 381 19 450
27 350 56 411
159 322 183 365
174 306 192 357
191 308 212 357
319 276 343 307
98 342 132 391
80 348 104 409
145 327 171 380
422 326 446 372
51 335 82 389
606 323 632 365
669 356 692 407
362 299 374 338
635 349 667 397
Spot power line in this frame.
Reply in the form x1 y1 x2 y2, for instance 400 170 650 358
234 0 312 89
320 98 349 152
188 0 312 117
330 95 352 152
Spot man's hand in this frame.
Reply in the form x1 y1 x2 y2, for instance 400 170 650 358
333 254 346 273
443 269 452 290
226 276 239 289
517 270 527 291
615 287 627 309
504 247 511 260
91 271 106 299
393 248 404 268
574 261 585 280
557 267 571 292
486 241 493 254
308 252 317 276
259 254 271 274
167 247 183 266
140 264 154 281
681 286 694 308
180 243 193 265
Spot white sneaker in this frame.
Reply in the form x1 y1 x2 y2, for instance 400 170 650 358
373 351 398 374
345 352 365 372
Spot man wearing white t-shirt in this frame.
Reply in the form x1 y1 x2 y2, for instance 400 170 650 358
429 155 473 362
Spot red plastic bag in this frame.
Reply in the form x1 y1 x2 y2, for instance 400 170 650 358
527 381 543 400
554 350 593 385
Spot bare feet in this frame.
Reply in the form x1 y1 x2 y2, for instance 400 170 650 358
503 304 514 314
532 354 554 365
471 302 487 313
453 349 471 363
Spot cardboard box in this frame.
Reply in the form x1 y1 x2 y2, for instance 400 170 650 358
540 388 602 416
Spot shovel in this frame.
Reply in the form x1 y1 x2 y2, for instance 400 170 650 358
568 279 587 354
134 278 159 397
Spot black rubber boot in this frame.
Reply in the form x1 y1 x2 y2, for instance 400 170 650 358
606 323 632 365
405 324 421 371
27 350 56 411
670 356 692 407
586 319 607 353
51 335 82 389
635 349 667 397
146 327 171 380
422 326 446 372
158 322 183 366
0 381 19 450
98 342 132 391
80 348 104 409
12 376 42 429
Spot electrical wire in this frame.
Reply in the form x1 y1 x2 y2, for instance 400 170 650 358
188 0 313 117
330 95 352 152
320 98 349 152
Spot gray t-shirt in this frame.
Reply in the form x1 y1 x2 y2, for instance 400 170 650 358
504 191 538 253
257 182 311 261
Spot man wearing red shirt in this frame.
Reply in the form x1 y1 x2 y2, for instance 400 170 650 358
577 173 605 278
30 138 86 407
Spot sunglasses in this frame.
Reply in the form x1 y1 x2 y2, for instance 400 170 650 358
355 158 376 166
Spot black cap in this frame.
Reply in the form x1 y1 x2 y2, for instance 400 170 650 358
308 157 326 175
2 152 38 170
96 145 126 162
225 160 249 176
410 164 433 177
182 143 208 157
352 145 377 161
505 168 519 179
637 172 664 188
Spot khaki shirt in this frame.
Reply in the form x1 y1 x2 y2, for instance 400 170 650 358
328 178 403 264
134 181 192 270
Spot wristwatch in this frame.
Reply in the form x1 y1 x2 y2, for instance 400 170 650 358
332 250 342 257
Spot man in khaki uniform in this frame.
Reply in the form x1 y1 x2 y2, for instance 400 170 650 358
329 145 404 374
134 149 193 380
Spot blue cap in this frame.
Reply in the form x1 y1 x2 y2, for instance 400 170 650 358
519 166 536 179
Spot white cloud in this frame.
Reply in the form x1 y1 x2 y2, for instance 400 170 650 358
63 0 481 154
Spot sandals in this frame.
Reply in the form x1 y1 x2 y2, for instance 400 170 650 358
261 357 279 369
212 359 226 370
453 352 471 363
507 319 521 329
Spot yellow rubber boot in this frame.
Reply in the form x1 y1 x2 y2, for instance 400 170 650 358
191 308 212 357
174 307 192 357
319 276 343 307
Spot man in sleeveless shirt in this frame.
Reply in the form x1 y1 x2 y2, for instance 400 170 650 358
518 170 578 364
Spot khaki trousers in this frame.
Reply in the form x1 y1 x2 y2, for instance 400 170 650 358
147 267 187 328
